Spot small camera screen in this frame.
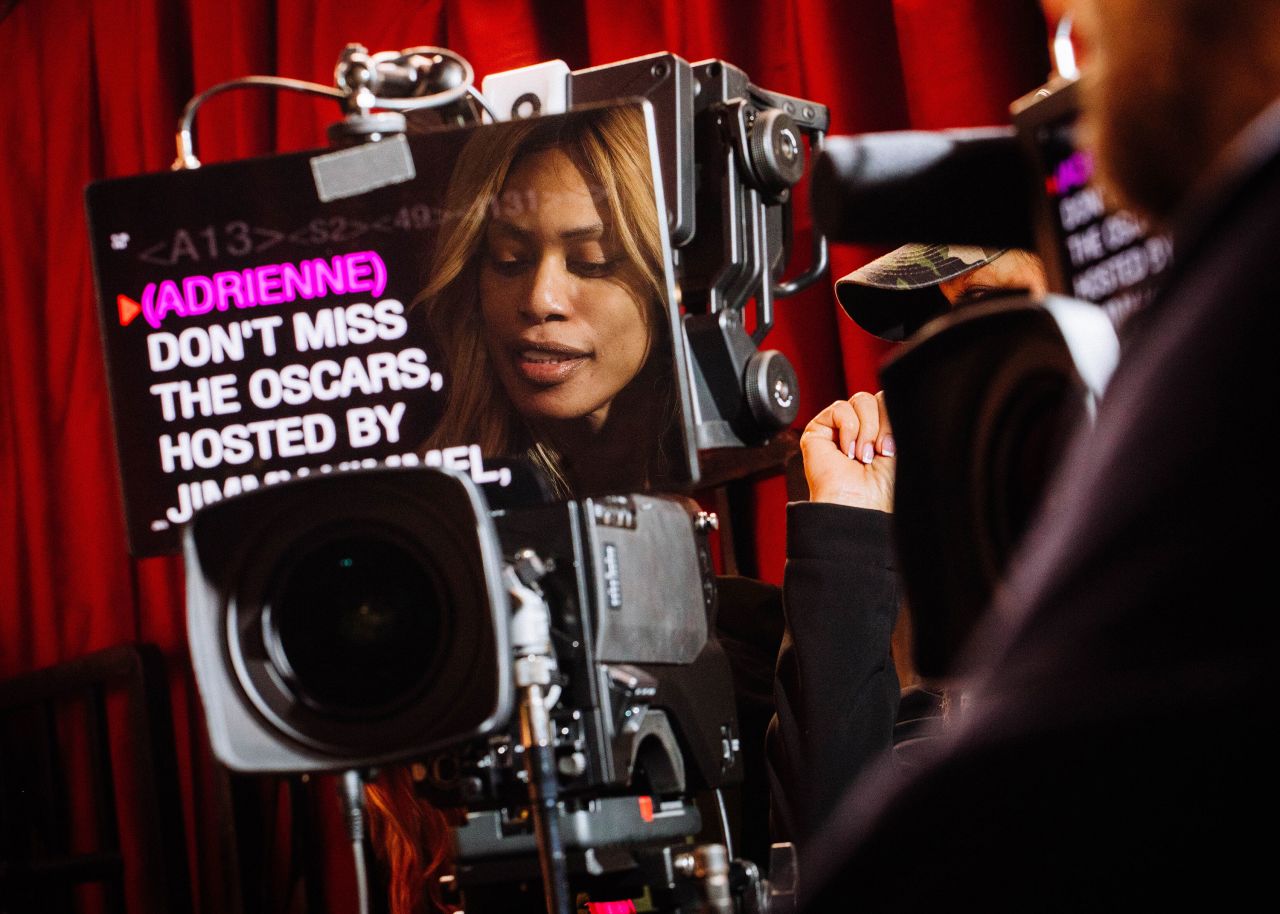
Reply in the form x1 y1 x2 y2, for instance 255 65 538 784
1015 80 1173 326
86 101 696 556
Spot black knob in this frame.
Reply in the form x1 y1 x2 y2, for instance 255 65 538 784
744 349 800 432
748 108 805 192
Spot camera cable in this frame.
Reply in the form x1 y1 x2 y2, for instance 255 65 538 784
338 768 373 914
522 684 572 914
509 557 573 914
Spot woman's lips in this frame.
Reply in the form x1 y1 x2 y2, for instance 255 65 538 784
512 344 592 385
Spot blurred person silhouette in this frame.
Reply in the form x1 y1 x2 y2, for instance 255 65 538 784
793 0 1280 908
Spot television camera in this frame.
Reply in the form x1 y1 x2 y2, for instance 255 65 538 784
808 71 1168 678
168 43 825 914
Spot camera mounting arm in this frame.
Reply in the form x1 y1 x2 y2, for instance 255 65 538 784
679 62 827 448
682 60 830 341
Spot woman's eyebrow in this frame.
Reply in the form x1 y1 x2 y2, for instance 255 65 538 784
559 222 605 241
487 219 530 241
488 218 606 242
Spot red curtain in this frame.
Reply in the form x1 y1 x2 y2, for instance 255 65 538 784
0 1 1052 910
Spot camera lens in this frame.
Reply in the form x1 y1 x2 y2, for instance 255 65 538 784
265 536 445 717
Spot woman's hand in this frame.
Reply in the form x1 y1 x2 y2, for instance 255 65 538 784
800 391 896 512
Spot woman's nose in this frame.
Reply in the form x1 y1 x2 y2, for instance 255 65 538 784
522 257 572 322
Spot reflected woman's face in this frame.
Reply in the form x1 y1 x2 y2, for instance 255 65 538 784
479 148 652 432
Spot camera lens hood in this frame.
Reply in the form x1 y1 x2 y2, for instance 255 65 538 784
184 466 513 773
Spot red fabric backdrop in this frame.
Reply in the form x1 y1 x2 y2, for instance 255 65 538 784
0 1 1052 910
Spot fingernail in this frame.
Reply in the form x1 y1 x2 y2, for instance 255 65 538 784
861 443 875 464
882 435 896 457
847 443 857 460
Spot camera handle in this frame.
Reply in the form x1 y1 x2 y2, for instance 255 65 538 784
170 44 495 170
508 553 573 914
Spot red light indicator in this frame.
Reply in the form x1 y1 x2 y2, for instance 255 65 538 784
117 294 142 326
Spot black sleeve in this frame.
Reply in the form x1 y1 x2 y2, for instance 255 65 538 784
767 501 902 848
713 574 787 868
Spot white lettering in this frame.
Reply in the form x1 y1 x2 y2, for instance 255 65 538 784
149 374 241 420
164 474 260 524
156 414 337 472
347 407 379 447
292 299 409 352
143 321 281 372
244 350 436 407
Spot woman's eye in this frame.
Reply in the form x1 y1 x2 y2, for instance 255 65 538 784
956 286 993 304
486 254 530 276
955 285 1025 306
570 258 620 279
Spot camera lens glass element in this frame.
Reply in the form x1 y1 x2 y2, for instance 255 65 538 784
265 536 445 717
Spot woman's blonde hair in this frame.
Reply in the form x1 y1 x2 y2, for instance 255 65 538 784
415 104 672 495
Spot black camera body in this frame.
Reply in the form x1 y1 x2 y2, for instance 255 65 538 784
420 488 744 852
158 46 806 911
184 465 741 850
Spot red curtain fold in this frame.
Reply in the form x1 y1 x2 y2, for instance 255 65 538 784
0 1 1053 910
